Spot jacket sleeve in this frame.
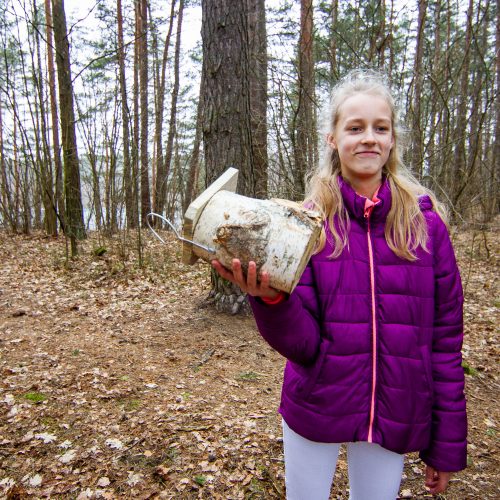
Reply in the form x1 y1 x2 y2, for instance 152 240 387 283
248 261 321 366
419 214 467 472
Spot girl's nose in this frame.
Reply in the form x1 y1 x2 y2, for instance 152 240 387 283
362 128 376 143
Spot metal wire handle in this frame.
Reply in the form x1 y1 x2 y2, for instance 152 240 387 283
146 212 216 254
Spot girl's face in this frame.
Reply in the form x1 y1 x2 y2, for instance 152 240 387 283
328 92 394 190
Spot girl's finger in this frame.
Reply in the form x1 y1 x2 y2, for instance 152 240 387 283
260 272 282 300
260 271 271 289
246 261 258 292
212 260 237 283
424 466 436 488
231 259 247 291
213 259 279 299
433 471 451 494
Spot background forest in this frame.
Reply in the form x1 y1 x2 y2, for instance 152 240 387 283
0 0 498 257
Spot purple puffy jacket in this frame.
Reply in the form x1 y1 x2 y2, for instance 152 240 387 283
249 177 467 472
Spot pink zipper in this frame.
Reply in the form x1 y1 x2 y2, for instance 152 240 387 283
365 214 377 443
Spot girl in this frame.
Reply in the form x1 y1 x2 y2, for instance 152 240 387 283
212 70 467 499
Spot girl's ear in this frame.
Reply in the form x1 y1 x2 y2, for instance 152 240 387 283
326 133 336 149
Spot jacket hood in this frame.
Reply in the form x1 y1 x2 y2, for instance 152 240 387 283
339 175 392 222
339 176 435 220
418 194 433 211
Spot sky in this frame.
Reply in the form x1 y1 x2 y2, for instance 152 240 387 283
67 1 200 54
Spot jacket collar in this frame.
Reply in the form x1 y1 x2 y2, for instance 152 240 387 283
339 175 392 222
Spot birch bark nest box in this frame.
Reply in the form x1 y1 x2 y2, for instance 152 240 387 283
183 168 322 294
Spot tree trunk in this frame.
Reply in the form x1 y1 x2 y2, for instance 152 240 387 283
13 101 20 231
330 0 338 81
152 0 177 218
494 0 500 218
183 77 203 214
138 0 151 226
131 0 143 263
438 0 453 193
388 0 395 78
426 0 442 189
162 0 184 217
117 0 136 228
34 0 57 236
202 0 252 192
0 94 14 230
166 134 181 219
51 0 86 255
451 0 473 211
464 1 491 221
89 146 103 232
410 0 427 178
104 114 119 233
293 0 315 200
247 0 268 199
45 0 64 233
201 0 268 313
378 0 386 68
30 14 44 231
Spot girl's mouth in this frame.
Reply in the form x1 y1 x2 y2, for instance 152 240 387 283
356 151 379 156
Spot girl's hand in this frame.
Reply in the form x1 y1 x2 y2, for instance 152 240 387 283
211 259 280 300
425 466 452 494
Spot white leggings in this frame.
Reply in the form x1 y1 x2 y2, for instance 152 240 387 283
282 420 404 500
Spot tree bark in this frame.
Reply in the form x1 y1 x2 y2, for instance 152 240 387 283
189 191 322 294
201 0 269 313
451 0 474 210
247 0 268 199
162 0 184 217
132 0 141 228
330 0 338 80
13 100 20 231
117 0 136 228
44 0 64 234
437 0 453 193
51 0 86 255
182 77 203 214
293 0 315 200
0 94 14 230
201 0 252 193
494 0 500 217
388 0 395 78
152 0 177 218
426 0 442 189
33 0 57 236
410 0 427 179
138 0 151 226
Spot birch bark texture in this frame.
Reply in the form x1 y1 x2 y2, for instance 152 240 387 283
183 169 322 294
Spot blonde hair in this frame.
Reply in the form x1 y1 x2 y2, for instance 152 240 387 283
305 69 446 261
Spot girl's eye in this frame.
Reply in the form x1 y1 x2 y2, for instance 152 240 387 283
376 126 390 132
349 127 361 132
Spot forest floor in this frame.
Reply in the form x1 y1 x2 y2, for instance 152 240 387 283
0 226 498 500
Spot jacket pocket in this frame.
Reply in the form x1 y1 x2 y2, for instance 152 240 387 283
295 340 329 400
